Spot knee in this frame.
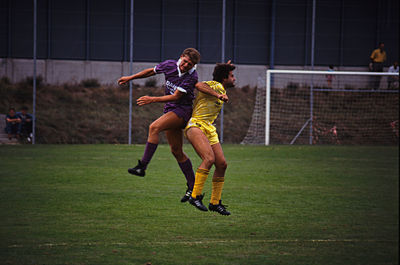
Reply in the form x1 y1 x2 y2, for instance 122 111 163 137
216 159 227 171
149 122 161 135
170 146 185 160
202 153 215 169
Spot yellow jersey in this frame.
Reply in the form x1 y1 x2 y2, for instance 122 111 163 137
370 48 386 63
191 81 226 123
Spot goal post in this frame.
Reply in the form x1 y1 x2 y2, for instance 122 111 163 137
242 69 399 145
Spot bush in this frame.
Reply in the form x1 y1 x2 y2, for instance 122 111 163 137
0 77 12 100
22 76 44 88
15 79 35 103
81 78 100 88
0 81 256 144
145 78 157 87
0 76 11 85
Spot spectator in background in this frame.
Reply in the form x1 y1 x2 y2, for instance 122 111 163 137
369 42 387 89
326 65 335 88
5 107 21 140
387 61 399 89
17 106 33 142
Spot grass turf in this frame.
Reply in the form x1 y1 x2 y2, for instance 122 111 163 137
0 144 398 265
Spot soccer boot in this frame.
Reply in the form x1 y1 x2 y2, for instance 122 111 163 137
180 188 193 203
128 160 146 177
209 200 231 215
189 194 208 211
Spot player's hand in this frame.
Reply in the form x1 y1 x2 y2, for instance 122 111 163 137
218 94 229 102
137 96 154 106
118 76 131 85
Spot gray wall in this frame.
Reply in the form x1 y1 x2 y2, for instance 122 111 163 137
1 0 398 67
1 58 270 88
2 58 389 89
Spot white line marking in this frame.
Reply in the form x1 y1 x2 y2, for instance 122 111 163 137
149 239 397 245
8 239 396 248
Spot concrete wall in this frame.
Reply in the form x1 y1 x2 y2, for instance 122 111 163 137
0 58 270 88
0 58 394 89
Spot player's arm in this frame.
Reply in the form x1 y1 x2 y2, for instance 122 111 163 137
370 50 377 62
118 68 156 85
6 117 21 123
137 89 184 106
195 82 228 102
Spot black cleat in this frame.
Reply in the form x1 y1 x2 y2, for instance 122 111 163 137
128 160 146 177
180 188 192 203
189 194 208 211
209 200 231 215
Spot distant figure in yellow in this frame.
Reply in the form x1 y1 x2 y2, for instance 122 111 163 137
369 42 386 89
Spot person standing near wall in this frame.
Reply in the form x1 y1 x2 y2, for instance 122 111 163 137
369 42 387 89
326 65 335 89
387 61 399 89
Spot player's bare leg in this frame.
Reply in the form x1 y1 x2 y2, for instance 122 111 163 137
208 143 230 215
165 128 187 163
165 128 196 202
211 143 227 179
148 111 186 144
187 127 216 169
186 127 215 211
128 112 186 177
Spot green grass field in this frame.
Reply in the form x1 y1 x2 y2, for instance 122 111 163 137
0 144 398 265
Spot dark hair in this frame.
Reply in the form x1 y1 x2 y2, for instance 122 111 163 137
181 48 201 65
9 107 16 112
212 63 236 83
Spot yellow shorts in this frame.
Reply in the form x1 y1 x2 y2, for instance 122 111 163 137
184 118 220 145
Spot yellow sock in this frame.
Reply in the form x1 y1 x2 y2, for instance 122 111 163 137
191 168 209 198
210 176 224 205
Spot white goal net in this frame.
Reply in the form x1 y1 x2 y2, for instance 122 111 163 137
241 70 399 145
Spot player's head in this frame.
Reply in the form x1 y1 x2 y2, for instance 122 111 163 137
212 62 236 88
378 42 384 49
21 106 28 114
179 48 200 73
8 107 16 115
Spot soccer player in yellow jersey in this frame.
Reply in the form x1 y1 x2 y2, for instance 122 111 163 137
185 61 236 215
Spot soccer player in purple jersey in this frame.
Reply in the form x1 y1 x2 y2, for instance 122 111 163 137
118 48 225 202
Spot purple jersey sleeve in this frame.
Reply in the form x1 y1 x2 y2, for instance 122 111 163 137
154 60 176 75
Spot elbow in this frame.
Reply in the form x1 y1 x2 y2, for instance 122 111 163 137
172 95 182 101
172 90 184 101
195 83 207 93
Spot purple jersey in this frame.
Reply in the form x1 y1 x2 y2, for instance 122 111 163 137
154 59 198 107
